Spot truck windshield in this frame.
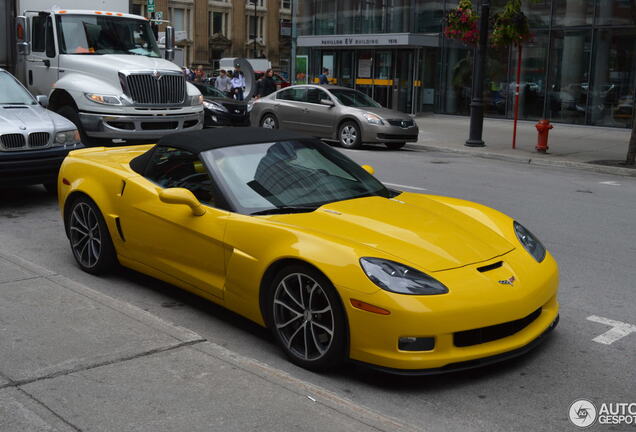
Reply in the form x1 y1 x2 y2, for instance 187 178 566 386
0 72 36 105
55 14 160 57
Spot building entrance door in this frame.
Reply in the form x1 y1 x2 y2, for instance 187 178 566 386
392 50 414 113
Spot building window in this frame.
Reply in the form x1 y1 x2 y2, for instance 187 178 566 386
247 15 265 41
210 11 228 36
281 0 291 9
246 0 265 7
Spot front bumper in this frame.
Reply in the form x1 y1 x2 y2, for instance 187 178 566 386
203 109 250 128
361 123 419 143
0 144 83 187
79 110 204 139
342 249 560 372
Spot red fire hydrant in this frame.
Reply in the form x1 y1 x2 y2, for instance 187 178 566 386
535 119 553 153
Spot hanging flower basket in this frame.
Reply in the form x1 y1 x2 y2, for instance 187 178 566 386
443 0 480 46
490 0 533 47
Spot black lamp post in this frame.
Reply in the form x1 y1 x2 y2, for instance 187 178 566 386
253 1 258 58
465 0 491 147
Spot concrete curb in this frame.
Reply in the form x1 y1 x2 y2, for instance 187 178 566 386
0 249 422 432
411 142 636 178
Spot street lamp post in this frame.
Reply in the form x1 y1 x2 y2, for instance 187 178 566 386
465 0 491 147
253 1 258 58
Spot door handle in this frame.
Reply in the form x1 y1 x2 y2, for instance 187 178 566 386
43 59 50 68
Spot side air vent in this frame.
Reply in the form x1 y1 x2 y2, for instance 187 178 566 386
477 261 503 273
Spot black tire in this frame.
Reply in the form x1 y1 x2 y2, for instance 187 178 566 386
260 113 279 129
43 182 57 195
267 264 347 371
338 121 362 149
56 105 112 147
385 142 406 150
65 195 117 275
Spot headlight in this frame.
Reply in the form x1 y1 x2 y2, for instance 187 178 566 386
203 100 228 112
360 257 448 295
247 101 254 112
363 112 383 125
513 221 546 263
189 94 204 106
85 93 122 105
53 129 81 146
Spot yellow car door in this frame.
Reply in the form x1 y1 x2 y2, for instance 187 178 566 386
117 147 230 299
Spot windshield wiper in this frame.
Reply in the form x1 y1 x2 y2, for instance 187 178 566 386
251 206 318 216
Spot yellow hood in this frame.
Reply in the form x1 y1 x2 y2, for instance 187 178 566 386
271 194 515 272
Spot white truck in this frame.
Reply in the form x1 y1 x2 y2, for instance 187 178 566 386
15 4 203 145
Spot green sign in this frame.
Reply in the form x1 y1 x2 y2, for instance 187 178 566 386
147 0 155 14
155 11 163 20
295 55 308 84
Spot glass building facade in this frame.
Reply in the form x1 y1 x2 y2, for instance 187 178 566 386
296 0 636 128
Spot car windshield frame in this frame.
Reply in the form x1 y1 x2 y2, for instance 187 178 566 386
329 88 382 108
55 14 161 57
200 139 392 215
196 84 229 99
0 72 37 105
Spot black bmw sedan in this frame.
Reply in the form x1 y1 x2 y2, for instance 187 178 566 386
193 83 250 128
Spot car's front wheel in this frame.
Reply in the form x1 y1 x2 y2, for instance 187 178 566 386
338 121 362 149
66 196 117 275
260 113 279 129
268 264 347 371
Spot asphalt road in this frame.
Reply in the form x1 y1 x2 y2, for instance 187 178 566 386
1 144 634 431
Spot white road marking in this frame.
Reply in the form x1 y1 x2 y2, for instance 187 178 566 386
383 182 429 191
587 315 636 345
599 181 621 186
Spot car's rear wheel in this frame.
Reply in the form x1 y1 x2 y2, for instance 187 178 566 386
268 264 347 371
339 121 361 149
260 114 279 129
66 196 117 275
385 142 406 150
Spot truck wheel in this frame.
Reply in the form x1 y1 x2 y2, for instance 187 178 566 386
56 105 110 147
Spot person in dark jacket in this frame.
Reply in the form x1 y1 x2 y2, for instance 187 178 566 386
255 69 278 99
318 68 329 85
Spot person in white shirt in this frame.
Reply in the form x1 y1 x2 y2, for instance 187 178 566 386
231 66 246 100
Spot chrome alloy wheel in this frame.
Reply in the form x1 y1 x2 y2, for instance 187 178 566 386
69 202 102 269
340 125 358 146
273 273 335 361
262 116 276 129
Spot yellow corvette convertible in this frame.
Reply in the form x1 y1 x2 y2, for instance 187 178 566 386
58 128 559 374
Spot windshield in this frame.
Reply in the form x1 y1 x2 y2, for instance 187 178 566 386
55 14 160 57
0 72 36 105
197 85 228 98
330 89 381 108
201 140 390 214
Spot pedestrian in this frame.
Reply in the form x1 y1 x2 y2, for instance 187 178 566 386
184 65 192 81
318 68 329 85
255 68 277 99
187 65 196 81
231 67 246 101
194 65 205 83
214 69 231 96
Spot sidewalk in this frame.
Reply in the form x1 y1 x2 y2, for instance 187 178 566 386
0 250 419 432
414 114 636 177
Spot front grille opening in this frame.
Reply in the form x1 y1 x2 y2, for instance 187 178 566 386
454 308 542 347
140 122 178 130
1 133 26 149
107 121 135 130
387 119 414 127
377 133 418 140
28 132 49 147
183 120 199 128
126 73 186 105
477 261 504 273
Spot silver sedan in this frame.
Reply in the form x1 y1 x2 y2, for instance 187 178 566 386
250 85 419 150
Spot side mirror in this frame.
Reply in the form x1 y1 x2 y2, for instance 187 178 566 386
361 164 375 175
320 98 335 107
36 95 49 107
16 16 31 56
159 188 206 216
165 26 175 61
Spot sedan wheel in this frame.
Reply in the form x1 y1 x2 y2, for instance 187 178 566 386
339 121 361 149
261 114 278 129
269 266 346 370
67 197 117 274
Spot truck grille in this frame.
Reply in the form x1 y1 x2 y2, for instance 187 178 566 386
29 132 50 147
125 73 186 105
0 134 26 150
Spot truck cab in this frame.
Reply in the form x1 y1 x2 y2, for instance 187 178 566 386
17 9 203 145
